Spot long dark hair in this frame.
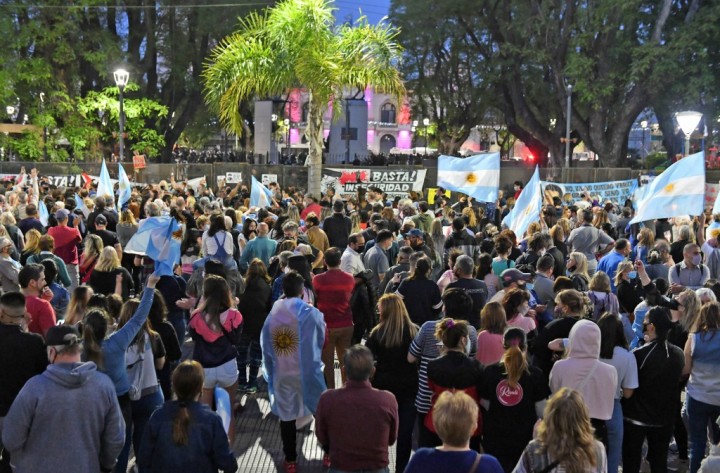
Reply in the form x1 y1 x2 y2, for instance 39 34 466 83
199 275 234 331
242 218 258 240
207 213 226 237
82 309 110 369
408 257 431 281
172 361 204 445
287 255 314 291
597 313 628 359
476 253 493 279
246 258 271 284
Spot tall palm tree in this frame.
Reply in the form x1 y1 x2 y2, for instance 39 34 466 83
203 0 405 196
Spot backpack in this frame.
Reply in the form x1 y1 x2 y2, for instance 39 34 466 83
126 351 145 401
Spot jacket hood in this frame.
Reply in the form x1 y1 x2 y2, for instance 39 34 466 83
44 361 97 388
567 319 601 359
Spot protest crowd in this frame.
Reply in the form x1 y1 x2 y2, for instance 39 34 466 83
2 159 720 473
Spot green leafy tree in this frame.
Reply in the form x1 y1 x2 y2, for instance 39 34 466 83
203 0 405 195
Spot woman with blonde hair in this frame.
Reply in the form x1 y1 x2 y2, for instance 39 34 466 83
632 227 655 264
513 388 607 473
117 209 140 287
20 228 42 265
462 206 478 232
366 294 420 473
482 328 549 472
89 246 134 299
405 391 504 473
615 260 641 315
1 211 24 252
588 271 620 321
567 251 590 291
80 234 103 283
64 285 94 326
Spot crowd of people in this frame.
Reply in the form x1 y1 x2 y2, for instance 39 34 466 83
1 168 720 473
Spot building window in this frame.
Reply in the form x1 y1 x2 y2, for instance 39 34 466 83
380 103 396 124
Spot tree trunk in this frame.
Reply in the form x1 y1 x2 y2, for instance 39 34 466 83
306 91 326 196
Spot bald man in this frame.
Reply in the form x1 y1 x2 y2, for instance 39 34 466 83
239 222 277 272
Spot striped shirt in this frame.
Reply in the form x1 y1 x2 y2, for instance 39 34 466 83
409 320 477 413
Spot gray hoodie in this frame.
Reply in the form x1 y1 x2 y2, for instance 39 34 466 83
2 361 125 473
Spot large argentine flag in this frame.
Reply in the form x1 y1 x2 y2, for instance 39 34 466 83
97 159 115 206
631 152 705 224
117 164 132 212
260 297 326 421
502 166 541 238
437 153 500 202
124 216 181 276
250 176 274 208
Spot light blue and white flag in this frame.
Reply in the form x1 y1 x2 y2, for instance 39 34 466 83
97 159 115 206
250 175 274 208
260 297 326 420
117 164 132 212
712 181 720 215
631 152 706 224
502 166 541 238
124 216 181 276
38 200 49 227
437 153 500 202
74 194 89 218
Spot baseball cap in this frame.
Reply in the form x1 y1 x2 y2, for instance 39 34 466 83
55 209 69 221
407 229 424 238
0 236 12 251
500 268 533 286
45 325 82 347
95 214 107 225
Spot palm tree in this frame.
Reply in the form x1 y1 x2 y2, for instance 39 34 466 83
203 0 405 196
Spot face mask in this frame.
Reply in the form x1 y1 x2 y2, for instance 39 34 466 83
356 245 365 253
525 283 534 292
628 271 637 279
566 270 574 277
692 254 702 266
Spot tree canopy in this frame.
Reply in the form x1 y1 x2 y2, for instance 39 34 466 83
204 0 405 195
392 0 720 166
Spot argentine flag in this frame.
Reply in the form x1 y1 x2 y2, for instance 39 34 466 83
117 164 132 212
631 152 705 224
97 159 115 206
437 153 500 202
250 176 274 208
124 216 181 276
502 166 541 238
38 201 49 227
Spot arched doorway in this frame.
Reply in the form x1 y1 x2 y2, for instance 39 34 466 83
380 134 396 155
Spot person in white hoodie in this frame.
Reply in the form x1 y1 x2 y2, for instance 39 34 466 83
549 319 618 445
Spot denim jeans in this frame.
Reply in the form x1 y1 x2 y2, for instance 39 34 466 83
115 389 164 473
686 395 720 473
605 398 623 473
236 333 262 387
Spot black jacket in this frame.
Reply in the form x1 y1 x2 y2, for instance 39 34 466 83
238 277 272 339
322 213 352 250
623 339 684 427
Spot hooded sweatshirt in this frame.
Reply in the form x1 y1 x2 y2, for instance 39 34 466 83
2 362 125 473
549 320 618 420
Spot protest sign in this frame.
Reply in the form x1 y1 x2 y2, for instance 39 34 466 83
427 188 452 204
540 179 637 205
262 174 278 186
225 172 242 184
321 168 427 197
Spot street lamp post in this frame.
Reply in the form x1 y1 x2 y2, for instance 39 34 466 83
284 118 290 158
271 113 278 164
640 119 648 168
113 69 129 162
565 84 573 168
676 111 703 157
423 118 430 156
39 93 47 161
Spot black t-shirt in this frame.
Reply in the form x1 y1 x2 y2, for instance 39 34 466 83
529 316 580 378
481 363 550 461
366 325 419 401
95 229 120 249
397 278 442 326
446 278 488 329
0 324 48 416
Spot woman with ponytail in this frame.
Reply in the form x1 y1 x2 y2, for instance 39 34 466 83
423 318 485 450
481 328 550 472
137 361 237 473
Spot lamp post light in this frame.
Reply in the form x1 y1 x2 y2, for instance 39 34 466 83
676 111 703 157
113 69 129 162
39 93 48 161
565 84 573 168
284 118 290 158
422 117 430 156
640 119 649 168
